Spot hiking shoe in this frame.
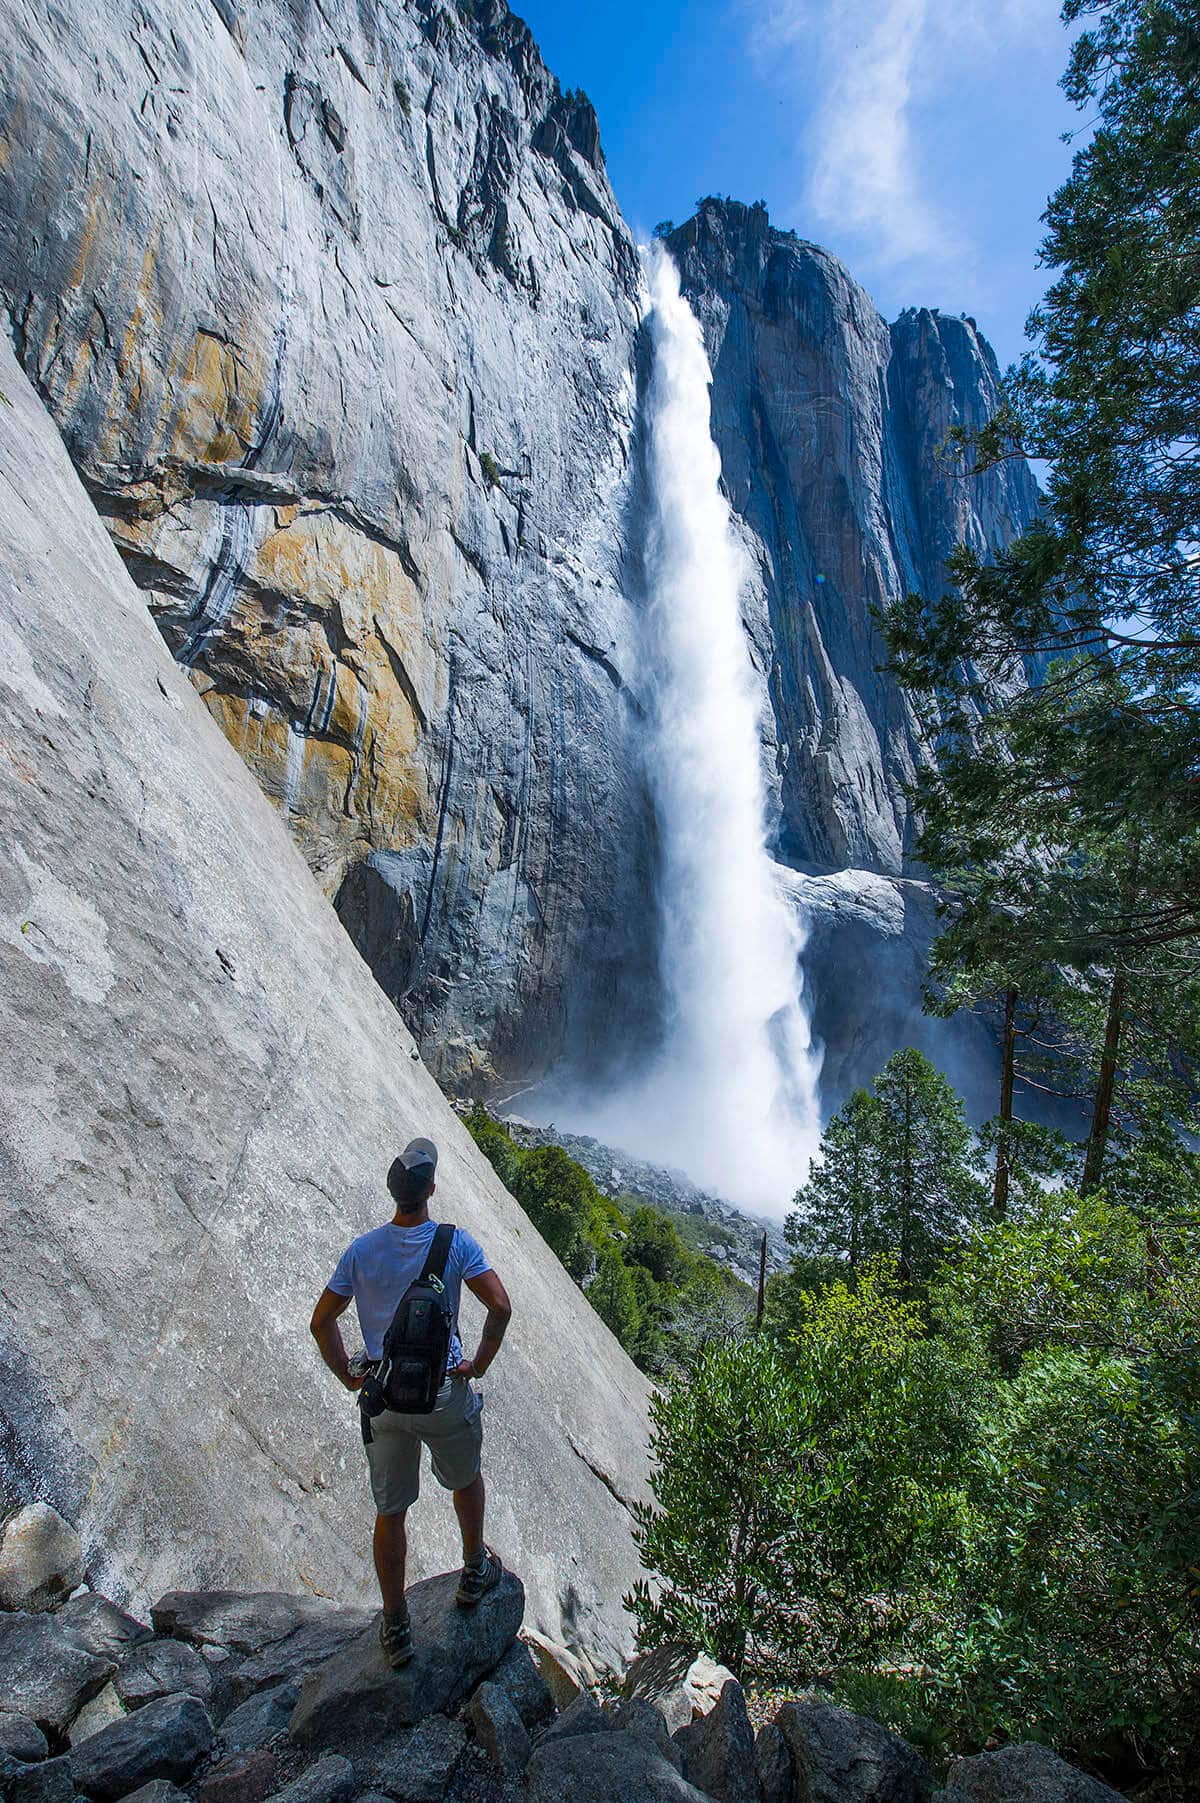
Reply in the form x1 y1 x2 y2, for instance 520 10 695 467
379 1610 413 1668
456 1545 503 1607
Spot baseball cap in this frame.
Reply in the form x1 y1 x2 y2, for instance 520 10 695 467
397 1136 438 1172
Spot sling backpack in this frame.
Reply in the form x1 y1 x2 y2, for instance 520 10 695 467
359 1222 456 1442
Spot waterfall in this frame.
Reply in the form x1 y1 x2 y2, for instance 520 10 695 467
581 246 823 1214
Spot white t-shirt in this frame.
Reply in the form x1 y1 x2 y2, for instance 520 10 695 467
328 1220 491 1367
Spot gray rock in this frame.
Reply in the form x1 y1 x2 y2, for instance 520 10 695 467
774 1701 932 1803
464 1682 529 1778
217 1686 299 1755
520 1633 593 1712
0 1508 84 1614
58 1601 154 1666
368 1716 466 1803
151 1598 351 1660
67 1690 127 1750
224 1617 375 1708
484 1642 553 1729
267 1759 355 1803
6 1758 75 1803
115 1643 214 1712
289 1571 523 1748
0 1614 115 1737
0 332 649 1678
526 1731 715 1802
193 1751 279 1803
608 1700 683 1771
115 1786 189 1803
68 1694 215 1801
753 1722 794 1803
0 1719 47 1765
944 1745 1126 1803
624 1646 739 1736
673 1679 756 1803
534 1691 609 1747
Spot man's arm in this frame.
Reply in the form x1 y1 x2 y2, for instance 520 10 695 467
310 1288 364 1391
457 1269 512 1379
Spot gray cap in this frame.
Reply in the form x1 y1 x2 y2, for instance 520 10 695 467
397 1136 438 1172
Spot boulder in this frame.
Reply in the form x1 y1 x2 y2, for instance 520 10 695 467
224 1615 375 1708
463 1683 529 1779
289 1571 523 1747
68 1690 127 1749
775 1702 932 1803
59 1601 153 1664
526 1730 717 1802
608 1700 684 1771
0 1507 84 1613
194 1752 279 1803
217 1686 299 1755
6 1757 75 1803
484 1642 553 1729
535 1691 609 1747
944 1745 1126 1803
368 1716 465 1803
0 1613 115 1736
674 1678 756 1803
114 1643 214 1712
521 1631 594 1710
267 1759 355 1803
68 1694 214 1801
0 1718 48 1764
754 1722 794 1803
151 1598 349 1660
117 1787 189 1803
624 1645 739 1735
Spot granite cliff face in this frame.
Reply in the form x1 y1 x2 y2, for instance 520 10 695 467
664 199 1044 1097
0 0 651 1092
0 2 1041 1106
667 200 1042 879
0 329 651 1664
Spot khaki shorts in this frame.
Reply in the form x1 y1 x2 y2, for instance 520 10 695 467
365 1375 484 1516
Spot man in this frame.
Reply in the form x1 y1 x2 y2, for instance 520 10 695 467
310 1136 513 1669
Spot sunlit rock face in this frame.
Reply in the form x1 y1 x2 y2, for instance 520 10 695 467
0 5 1044 1110
667 200 1043 876
0 0 650 1089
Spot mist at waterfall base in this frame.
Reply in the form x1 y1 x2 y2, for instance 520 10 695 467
543 248 823 1218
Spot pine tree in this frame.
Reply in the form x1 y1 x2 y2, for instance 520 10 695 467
786 1089 883 1268
787 1051 985 1287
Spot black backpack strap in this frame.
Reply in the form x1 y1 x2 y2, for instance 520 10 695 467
418 1222 456 1285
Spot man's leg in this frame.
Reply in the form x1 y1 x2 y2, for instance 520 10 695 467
373 1509 408 1614
452 1473 485 1564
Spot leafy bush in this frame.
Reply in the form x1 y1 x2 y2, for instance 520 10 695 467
631 1193 1200 1787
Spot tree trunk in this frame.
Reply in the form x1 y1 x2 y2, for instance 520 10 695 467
993 986 1018 1217
1081 964 1126 1194
755 1231 767 1329
899 1073 913 1284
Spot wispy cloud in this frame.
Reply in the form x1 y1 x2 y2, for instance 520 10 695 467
748 0 1055 306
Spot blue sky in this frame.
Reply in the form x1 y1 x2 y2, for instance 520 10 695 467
515 0 1082 372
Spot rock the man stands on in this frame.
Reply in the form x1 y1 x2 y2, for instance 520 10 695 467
310 1136 513 1667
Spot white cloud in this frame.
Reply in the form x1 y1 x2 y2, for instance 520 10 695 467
748 0 1053 303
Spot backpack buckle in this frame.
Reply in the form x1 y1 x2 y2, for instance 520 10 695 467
429 1274 445 1294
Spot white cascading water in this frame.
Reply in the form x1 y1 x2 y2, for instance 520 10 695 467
585 246 823 1214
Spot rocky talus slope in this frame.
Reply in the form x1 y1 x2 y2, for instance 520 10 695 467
0 333 649 1661
0 1502 1128 1803
0 0 1046 1102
